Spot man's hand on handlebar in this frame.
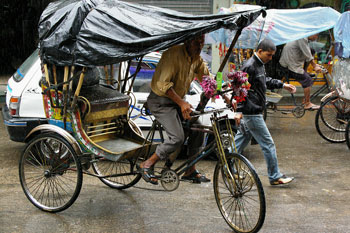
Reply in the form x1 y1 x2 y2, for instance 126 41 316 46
180 100 193 120
283 83 296 94
314 64 323 73
234 112 242 126
223 94 237 111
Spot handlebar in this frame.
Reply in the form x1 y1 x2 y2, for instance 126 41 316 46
190 109 202 116
190 107 229 117
320 66 328 74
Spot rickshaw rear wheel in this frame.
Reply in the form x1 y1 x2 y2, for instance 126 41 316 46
213 152 265 233
19 133 83 212
92 158 141 189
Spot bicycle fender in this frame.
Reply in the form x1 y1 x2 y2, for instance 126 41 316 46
321 91 335 102
25 124 83 156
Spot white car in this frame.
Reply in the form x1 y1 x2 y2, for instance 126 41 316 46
2 50 47 142
2 50 232 142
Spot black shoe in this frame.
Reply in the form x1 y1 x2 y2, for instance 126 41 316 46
181 170 210 183
137 165 158 185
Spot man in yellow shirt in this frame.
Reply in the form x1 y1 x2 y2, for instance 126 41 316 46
139 35 210 184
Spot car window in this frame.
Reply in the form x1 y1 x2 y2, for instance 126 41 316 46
133 77 152 93
13 49 39 82
130 61 155 93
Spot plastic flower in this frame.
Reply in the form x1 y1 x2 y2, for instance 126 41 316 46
227 71 250 103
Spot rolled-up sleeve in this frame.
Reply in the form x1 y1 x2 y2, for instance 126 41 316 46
156 81 173 95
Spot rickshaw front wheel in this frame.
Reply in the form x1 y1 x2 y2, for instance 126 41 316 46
19 133 83 212
213 152 265 233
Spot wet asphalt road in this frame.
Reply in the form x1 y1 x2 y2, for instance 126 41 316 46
1 110 350 233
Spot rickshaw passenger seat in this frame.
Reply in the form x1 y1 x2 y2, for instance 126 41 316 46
79 84 129 104
79 84 130 123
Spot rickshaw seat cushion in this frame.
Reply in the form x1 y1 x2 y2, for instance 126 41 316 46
79 84 130 114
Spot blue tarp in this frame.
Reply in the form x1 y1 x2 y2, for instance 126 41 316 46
208 5 341 48
334 11 350 58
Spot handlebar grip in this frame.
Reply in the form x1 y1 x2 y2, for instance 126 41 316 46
321 67 328 73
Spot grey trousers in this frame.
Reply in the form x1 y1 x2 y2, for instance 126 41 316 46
147 91 204 160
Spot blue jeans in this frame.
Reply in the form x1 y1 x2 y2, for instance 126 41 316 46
234 114 283 181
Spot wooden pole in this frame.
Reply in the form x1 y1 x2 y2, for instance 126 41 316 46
63 66 69 129
110 64 114 86
117 62 122 91
52 65 57 85
104 65 109 85
71 67 86 109
44 64 50 86
216 28 243 74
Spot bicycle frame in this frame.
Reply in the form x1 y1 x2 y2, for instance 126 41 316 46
139 107 238 179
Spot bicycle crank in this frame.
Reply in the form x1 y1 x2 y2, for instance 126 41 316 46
292 105 305 118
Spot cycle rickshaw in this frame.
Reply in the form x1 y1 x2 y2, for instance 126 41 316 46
19 1 266 232
314 11 350 145
209 5 341 119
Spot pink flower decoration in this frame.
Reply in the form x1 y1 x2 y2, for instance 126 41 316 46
227 71 250 103
200 76 217 99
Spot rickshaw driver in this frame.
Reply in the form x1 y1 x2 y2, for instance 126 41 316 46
138 34 212 185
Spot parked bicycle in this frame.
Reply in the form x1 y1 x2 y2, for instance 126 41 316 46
315 58 350 144
266 65 331 118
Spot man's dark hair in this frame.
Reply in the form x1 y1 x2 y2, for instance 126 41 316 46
257 39 276 52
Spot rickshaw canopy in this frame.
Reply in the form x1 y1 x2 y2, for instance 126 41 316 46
334 11 350 58
38 0 263 66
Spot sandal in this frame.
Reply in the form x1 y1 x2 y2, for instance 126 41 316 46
137 165 158 185
304 104 320 110
181 170 210 183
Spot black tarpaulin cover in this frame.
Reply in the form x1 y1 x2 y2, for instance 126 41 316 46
39 0 263 66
